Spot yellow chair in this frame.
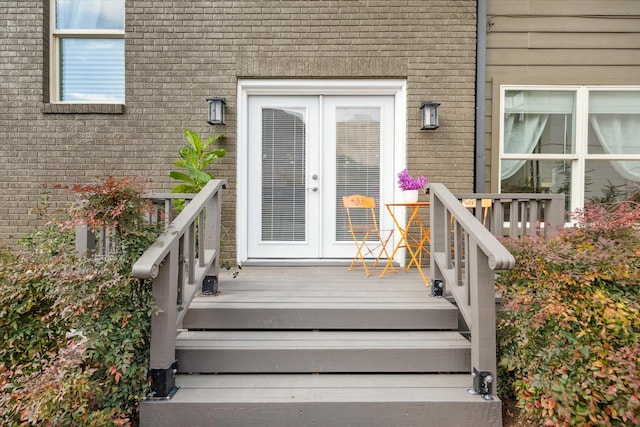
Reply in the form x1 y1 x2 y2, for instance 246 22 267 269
343 195 393 276
461 198 492 227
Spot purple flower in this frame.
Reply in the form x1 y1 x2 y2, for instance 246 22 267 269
397 168 428 191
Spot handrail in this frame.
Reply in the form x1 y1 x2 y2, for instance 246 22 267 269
429 183 515 398
131 179 227 398
132 185 224 278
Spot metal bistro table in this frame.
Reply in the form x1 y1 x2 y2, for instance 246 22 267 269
380 202 430 286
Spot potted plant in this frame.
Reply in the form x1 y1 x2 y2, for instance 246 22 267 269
397 168 428 203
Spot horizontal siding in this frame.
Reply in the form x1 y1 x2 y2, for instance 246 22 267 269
486 66 640 86
488 49 640 66
489 16 640 33
489 0 640 16
488 33 640 50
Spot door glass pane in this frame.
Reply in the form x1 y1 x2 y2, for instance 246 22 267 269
335 107 381 241
261 108 306 242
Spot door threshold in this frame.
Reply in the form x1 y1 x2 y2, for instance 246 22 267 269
242 259 352 267
242 259 395 267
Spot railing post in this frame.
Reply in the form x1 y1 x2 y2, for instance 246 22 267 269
545 195 565 239
429 190 447 289
149 247 179 398
202 189 222 294
75 224 95 257
468 240 497 397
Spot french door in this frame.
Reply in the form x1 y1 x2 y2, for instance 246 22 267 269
247 94 396 259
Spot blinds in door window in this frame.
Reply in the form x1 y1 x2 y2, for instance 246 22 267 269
261 108 307 242
335 107 382 242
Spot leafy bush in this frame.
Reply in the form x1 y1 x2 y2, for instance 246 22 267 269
497 202 640 426
0 176 158 426
169 129 226 212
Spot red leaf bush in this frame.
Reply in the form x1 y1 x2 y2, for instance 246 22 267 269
0 176 157 426
497 202 640 426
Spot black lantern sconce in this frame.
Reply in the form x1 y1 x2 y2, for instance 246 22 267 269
420 101 440 130
206 97 226 125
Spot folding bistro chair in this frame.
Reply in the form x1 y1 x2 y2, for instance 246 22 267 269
461 198 492 227
343 195 393 276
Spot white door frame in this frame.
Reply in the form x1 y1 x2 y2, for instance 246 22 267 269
236 79 408 264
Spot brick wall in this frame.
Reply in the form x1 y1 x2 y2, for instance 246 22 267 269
0 1 478 255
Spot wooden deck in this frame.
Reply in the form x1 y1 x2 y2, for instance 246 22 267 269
141 265 502 426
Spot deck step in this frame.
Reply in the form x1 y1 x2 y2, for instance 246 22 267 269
176 330 471 373
182 300 458 330
182 289 458 330
140 374 501 427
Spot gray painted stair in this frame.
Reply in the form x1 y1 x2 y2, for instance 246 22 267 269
176 330 471 373
182 297 458 330
140 267 501 426
141 374 502 427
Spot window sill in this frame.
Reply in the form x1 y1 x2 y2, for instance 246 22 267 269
42 103 125 114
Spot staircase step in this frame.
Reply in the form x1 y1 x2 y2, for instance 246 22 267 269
176 330 471 373
182 293 458 330
140 374 502 427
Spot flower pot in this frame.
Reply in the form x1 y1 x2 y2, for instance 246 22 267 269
403 189 419 203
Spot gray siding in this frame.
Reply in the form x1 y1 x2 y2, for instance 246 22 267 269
483 0 640 191
0 1 478 250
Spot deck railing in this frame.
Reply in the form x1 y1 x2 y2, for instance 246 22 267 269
130 179 227 398
429 183 516 398
453 192 565 240
430 186 565 397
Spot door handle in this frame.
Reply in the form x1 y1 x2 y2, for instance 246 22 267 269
307 187 318 192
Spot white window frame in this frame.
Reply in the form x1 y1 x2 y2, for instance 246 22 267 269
49 0 125 104
499 85 640 214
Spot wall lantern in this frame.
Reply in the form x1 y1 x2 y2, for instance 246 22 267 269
420 101 440 130
206 97 226 125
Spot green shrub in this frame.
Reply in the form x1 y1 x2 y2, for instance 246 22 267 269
0 176 158 426
497 202 640 426
169 129 226 212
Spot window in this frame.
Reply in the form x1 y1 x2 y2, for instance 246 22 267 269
50 0 125 103
500 87 640 214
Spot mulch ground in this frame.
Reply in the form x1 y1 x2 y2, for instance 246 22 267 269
502 399 538 427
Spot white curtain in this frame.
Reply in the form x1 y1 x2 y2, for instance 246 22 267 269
501 113 549 180
590 114 640 181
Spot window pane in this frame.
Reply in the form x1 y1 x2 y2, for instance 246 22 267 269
503 91 575 163
56 0 125 30
60 38 124 102
335 107 381 242
501 159 572 211
585 160 640 203
588 91 640 155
